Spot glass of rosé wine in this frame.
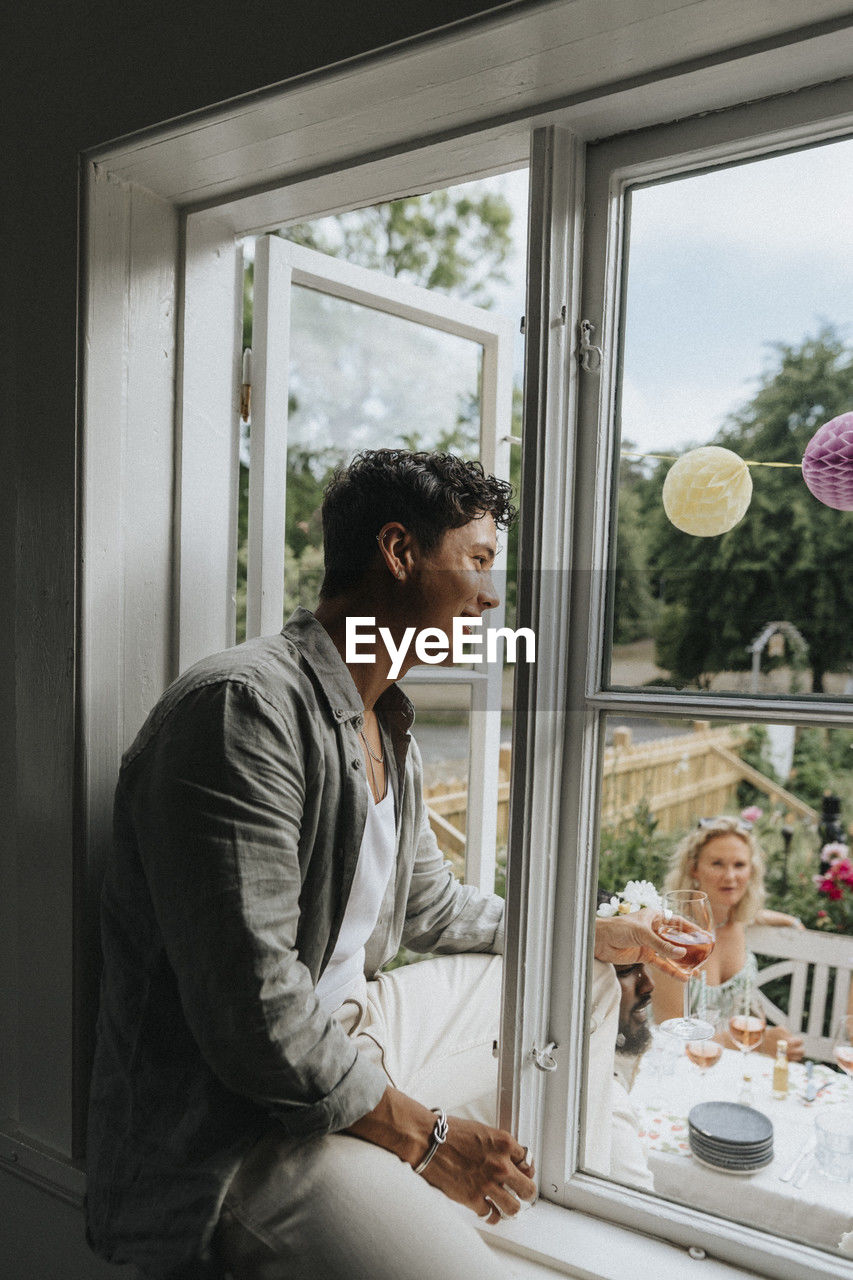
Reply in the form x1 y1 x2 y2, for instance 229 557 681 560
653 890 716 1040
727 986 765 1090
686 1038 723 1075
833 1016 853 1104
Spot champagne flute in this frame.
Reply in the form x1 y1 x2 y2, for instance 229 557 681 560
653 890 716 1039
832 1015 853 1105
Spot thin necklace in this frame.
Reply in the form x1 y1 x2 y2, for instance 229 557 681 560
360 729 387 801
359 729 384 764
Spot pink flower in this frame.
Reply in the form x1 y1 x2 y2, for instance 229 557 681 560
821 882 843 901
740 806 763 824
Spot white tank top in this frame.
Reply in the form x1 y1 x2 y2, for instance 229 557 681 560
314 784 397 1016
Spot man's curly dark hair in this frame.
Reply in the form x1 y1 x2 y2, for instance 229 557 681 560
319 449 516 597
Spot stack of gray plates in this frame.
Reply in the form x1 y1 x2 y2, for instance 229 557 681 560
688 1102 774 1174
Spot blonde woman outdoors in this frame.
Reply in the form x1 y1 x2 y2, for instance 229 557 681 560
651 816 806 1061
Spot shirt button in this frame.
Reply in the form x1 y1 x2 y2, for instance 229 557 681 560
352 758 361 769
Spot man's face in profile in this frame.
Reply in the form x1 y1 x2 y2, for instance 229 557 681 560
615 963 654 1055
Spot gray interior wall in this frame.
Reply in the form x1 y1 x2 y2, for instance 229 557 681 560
0 1170 136 1280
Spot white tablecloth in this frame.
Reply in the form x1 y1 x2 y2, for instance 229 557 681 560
628 1032 853 1255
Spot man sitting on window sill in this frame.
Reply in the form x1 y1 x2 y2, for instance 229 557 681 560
86 450 685 1280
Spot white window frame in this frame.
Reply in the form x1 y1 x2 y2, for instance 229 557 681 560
69 10 853 1277
247 234 515 893
527 90 853 1280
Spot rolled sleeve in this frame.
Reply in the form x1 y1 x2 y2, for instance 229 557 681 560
123 679 387 1135
401 805 504 955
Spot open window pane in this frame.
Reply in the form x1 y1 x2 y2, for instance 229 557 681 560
606 137 853 698
582 711 853 1255
287 285 484 458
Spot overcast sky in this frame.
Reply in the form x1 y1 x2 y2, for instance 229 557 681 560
480 138 852 457
621 137 853 454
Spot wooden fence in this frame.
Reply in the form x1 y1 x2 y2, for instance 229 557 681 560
424 721 817 859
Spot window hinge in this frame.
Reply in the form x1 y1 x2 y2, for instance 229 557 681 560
531 1041 558 1072
240 347 252 421
578 320 603 373
519 315 525 333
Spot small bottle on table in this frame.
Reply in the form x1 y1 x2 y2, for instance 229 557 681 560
738 1073 755 1107
772 1040 789 1099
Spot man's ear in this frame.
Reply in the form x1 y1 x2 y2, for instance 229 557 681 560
376 522 415 578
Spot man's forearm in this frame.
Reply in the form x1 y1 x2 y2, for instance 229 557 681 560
345 1085 435 1165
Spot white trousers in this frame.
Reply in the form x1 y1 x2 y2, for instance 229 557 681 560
216 954 623 1280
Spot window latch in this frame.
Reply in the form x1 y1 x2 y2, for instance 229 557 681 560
240 347 252 421
578 320 603 373
531 1041 559 1072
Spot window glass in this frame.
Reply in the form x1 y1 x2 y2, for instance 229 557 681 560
402 682 473 866
584 710 853 1254
606 138 853 698
287 286 483 459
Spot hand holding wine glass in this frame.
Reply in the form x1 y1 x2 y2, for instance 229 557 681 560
593 906 690 977
653 890 716 1040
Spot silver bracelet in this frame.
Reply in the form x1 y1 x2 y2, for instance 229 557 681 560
413 1107 448 1175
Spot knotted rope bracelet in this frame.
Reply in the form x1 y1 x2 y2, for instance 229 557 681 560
413 1107 449 1175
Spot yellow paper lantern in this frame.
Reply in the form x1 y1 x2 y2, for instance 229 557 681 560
662 446 752 537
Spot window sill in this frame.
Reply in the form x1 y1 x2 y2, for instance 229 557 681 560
479 1200 763 1280
0 1120 85 1207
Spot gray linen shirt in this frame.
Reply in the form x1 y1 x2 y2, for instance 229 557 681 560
86 608 504 1278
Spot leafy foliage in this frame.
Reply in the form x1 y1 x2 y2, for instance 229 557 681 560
734 725 780 809
612 451 659 644
597 802 670 899
282 190 513 307
789 728 837 808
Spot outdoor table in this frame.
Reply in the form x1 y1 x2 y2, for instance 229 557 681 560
629 1030 853 1255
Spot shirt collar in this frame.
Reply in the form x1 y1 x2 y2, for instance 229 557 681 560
614 1049 643 1093
281 607 415 736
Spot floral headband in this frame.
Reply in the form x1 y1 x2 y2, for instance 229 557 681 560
597 879 662 918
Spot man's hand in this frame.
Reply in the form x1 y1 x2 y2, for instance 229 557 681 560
346 1087 535 1225
594 907 688 979
421 1115 536 1225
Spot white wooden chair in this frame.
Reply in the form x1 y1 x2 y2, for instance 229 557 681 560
747 924 853 1063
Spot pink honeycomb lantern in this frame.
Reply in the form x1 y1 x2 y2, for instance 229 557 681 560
802 412 853 511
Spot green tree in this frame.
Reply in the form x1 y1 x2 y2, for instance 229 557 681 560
612 448 658 644
283 190 513 307
647 326 853 690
